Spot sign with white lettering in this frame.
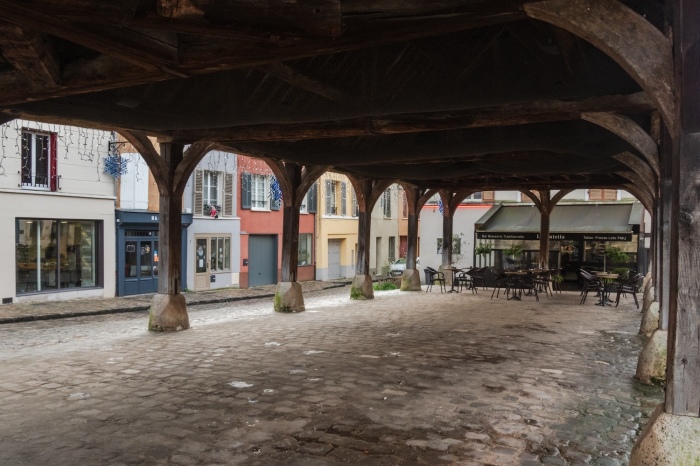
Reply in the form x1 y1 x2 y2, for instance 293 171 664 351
476 232 633 242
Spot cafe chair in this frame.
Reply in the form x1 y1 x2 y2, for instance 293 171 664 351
580 270 603 305
520 272 540 301
456 270 473 293
424 267 446 293
614 273 643 309
490 268 511 299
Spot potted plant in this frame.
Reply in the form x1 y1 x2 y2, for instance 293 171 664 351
474 242 492 267
604 246 629 272
503 243 524 269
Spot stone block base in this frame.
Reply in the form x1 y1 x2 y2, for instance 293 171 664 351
274 282 305 313
350 274 374 300
640 301 659 336
636 330 667 385
630 404 700 465
149 293 189 332
642 287 655 312
400 269 422 291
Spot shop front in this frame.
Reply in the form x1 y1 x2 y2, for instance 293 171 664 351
475 203 644 281
115 210 192 296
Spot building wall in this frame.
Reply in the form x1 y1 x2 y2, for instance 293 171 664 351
369 185 400 275
1 120 116 302
237 155 315 287
183 151 241 290
315 173 358 280
419 204 493 273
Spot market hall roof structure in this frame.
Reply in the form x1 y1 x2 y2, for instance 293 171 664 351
0 0 666 198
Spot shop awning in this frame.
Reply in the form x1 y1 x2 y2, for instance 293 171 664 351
475 203 641 242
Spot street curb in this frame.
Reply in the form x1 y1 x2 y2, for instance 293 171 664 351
0 283 349 325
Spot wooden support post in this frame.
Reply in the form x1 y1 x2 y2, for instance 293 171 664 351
539 211 551 269
355 210 371 276
666 0 700 418
659 126 673 331
280 164 302 283
441 212 453 267
406 213 418 270
150 142 189 331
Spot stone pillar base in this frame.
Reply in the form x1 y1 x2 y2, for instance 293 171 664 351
274 282 305 313
438 264 453 286
149 293 189 332
640 301 660 336
642 286 655 312
636 329 667 385
400 269 422 291
350 274 374 300
630 404 700 465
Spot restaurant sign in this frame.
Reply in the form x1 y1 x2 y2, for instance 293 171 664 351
476 232 633 242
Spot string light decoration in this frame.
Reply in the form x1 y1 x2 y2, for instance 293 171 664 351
0 119 112 189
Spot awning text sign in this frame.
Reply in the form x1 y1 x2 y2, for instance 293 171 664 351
476 232 633 242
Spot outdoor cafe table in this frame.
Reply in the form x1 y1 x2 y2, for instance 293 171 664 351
444 267 463 293
595 272 619 306
504 271 528 300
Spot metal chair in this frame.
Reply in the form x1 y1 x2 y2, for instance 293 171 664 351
424 267 446 293
615 273 643 309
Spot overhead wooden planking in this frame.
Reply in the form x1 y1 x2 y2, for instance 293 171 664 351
524 0 674 131
172 93 654 143
0 21 60 87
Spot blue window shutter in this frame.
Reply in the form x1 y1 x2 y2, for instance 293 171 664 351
241 172 251 209
308 183 317 213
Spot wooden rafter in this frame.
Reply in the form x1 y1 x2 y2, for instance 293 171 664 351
171 92 654 143
0 21 59 88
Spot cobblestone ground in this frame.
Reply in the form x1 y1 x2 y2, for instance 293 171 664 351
0 288 662 465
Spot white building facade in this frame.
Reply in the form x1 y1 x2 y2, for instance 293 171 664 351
2 119 116 303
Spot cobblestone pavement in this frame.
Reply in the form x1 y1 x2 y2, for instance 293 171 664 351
0 280 349 324
0 288 662 465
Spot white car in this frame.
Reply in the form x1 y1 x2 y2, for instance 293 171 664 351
389 257 420 276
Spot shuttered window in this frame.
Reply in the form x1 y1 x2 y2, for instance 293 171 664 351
241 172 251 209
308 183 317 213
194 170 203 216
589 189 618 201
224 173 234 217
340 182 347 216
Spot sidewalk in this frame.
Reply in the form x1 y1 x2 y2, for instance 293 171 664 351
0 280 351 325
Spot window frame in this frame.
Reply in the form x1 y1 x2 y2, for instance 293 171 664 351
251 174 270 211
298 233 313 266
21 130 54 191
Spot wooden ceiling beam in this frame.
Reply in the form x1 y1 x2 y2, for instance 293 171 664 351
0 1 179 70
256 63 346 102
0 21 60 88
173 92 654 143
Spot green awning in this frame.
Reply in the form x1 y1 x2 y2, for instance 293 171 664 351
476 203 641 241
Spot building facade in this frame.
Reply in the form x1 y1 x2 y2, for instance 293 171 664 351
183 151 241 291
237 156 315 288
3 119 116 303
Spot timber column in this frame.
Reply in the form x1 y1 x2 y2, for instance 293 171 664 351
631 2 700 463
400 186 432 291
521 189 572 268
265 161 327 312
150 142 188 331
348 178 392 299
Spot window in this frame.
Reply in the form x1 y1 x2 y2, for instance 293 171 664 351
463 192 483 201
251 174 269 209
325 180 338 215
203 171 220 214
21 130 57 190
588 189 618 201
16 219 99 294
300 191 308 213
382 189 392 218
388 236 396 262
402 193 408 219
209 236 231 272
340 182 347 216
436 238 443 254
195 170 233 217
298 233 313 266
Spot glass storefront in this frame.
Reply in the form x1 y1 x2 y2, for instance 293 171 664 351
16 219 98 294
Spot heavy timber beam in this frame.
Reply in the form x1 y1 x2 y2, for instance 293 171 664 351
524 0 675 131
174 93 654 143
582 112 660 178
612 151 657 196
521 189 573 268
256 63 346 102
0 22 59 88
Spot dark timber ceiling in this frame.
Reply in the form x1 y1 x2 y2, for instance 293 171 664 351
0 0 666 193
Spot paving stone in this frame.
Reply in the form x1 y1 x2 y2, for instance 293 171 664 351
0 288 663 465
